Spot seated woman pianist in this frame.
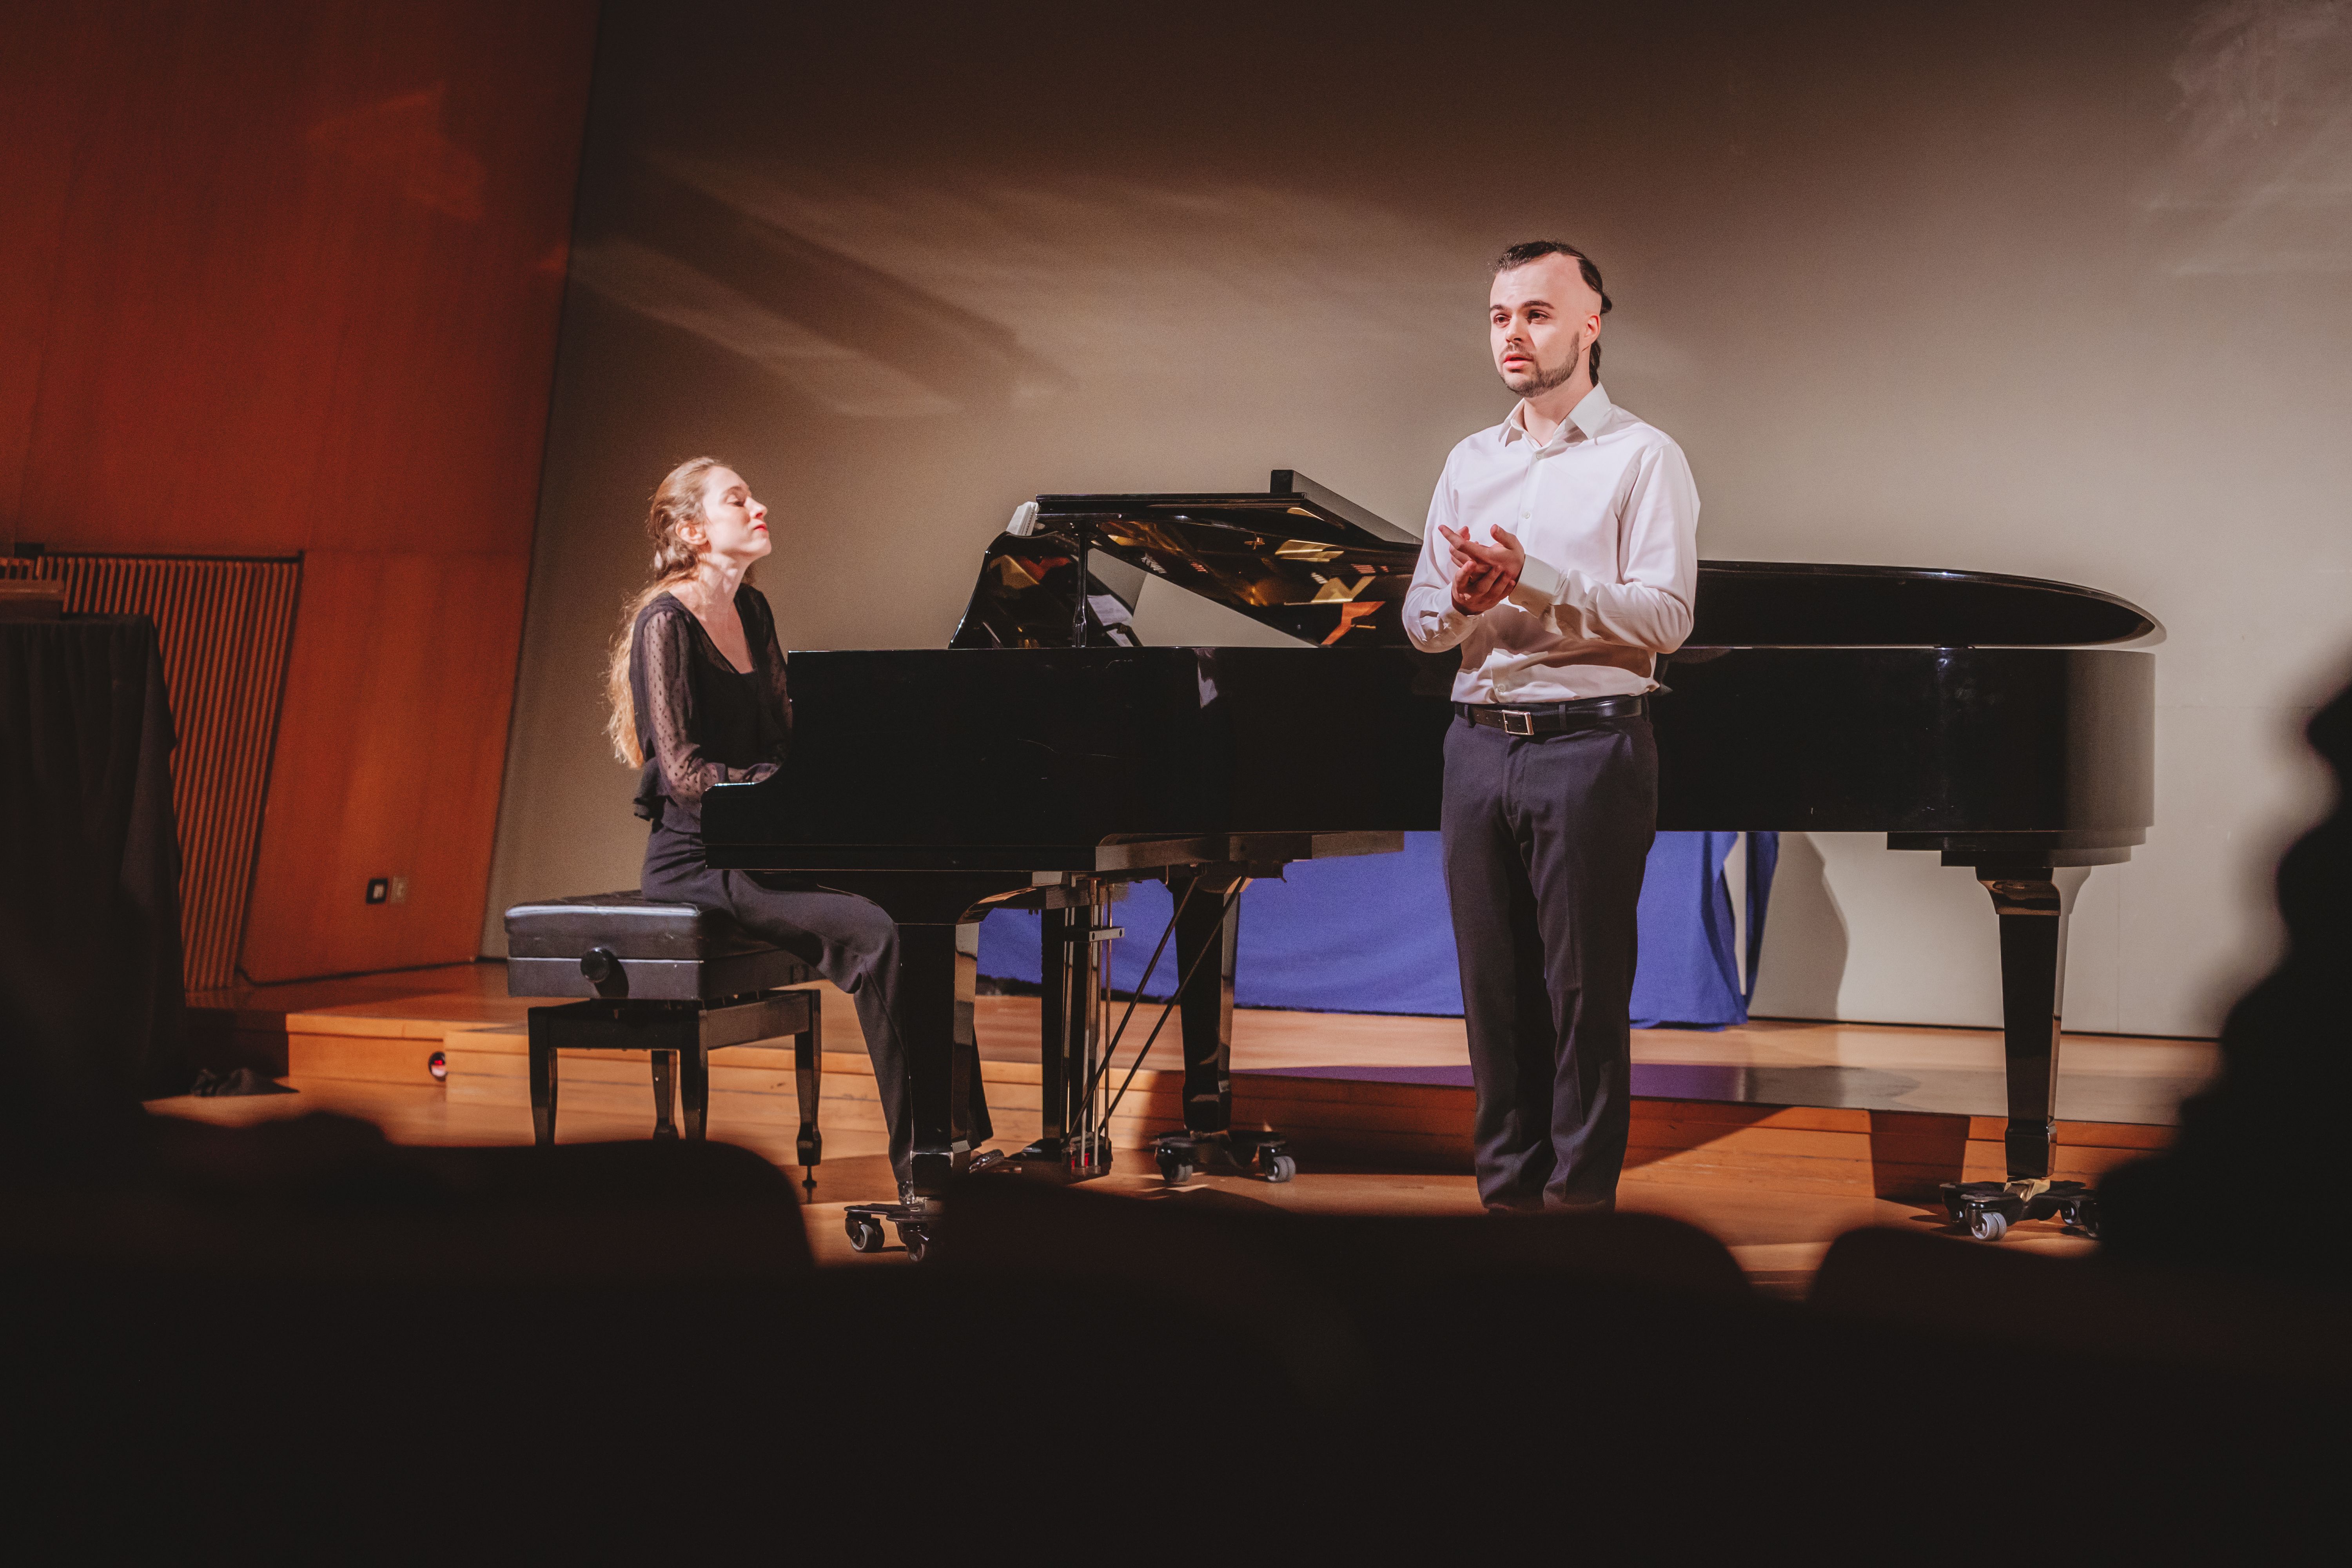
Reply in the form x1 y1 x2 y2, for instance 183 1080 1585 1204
606 456 991 1196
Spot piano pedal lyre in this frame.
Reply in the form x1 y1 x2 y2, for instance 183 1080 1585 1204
993 882 1125 1186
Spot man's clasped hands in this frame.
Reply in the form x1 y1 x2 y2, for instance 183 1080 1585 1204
1441 523 1527 615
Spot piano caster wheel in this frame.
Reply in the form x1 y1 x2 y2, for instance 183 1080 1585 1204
1257 1151 1296 1184
1968 1208 2010 1243
846 1213 886 1253
897 1223 930 1263
1156 1150 1194 1186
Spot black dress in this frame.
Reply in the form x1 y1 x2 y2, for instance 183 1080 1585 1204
629 586 990 1182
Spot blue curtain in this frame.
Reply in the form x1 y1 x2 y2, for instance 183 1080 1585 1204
978 830 1778 1028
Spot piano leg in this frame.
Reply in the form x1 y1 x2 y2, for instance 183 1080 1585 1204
898 920 980 1200
826 873 1036 1256
1977 865 2091 1182
1174 868 1243 1138
1155 866 1294 1185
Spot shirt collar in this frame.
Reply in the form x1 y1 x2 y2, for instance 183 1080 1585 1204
1502 383 1614 448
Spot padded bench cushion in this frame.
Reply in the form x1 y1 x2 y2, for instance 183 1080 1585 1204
505 891 779 961
504 892 816 1002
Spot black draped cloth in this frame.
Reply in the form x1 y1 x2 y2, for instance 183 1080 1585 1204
0 613 186 1133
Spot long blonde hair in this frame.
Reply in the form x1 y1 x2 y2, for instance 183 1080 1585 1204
606 456 728 766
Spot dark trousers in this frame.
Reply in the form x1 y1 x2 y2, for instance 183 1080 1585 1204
642 822 992 1185
1441 711 1657 1210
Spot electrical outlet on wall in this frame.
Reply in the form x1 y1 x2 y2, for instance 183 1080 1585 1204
389 875 409 904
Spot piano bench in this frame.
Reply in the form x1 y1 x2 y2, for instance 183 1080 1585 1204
503 893 824 1186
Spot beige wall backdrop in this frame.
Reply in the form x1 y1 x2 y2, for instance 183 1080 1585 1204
485 0 2352 1038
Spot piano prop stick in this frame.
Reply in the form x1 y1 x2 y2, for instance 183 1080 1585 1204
702 476 2156 1250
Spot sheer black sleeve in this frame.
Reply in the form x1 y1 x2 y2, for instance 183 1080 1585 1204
631 603 772 822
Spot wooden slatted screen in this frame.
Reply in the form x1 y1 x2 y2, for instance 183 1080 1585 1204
1 554 302 989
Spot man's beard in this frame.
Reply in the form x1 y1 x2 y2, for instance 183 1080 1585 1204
1502 335 1583 396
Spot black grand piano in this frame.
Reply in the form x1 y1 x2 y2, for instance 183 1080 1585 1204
703 473 2155 1241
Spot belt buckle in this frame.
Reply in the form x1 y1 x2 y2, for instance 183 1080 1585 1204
1500 708 1535 736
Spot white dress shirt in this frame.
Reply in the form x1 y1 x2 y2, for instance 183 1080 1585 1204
1404 384 1700 705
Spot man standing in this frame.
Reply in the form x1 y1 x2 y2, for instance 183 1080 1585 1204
1404 241 1700 1210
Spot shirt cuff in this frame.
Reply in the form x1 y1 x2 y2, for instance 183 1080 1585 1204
1506 553 1564 612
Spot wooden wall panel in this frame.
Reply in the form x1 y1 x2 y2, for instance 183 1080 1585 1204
2 1 597 983
9 0 594 559
241 550 531 981
0 7 97 535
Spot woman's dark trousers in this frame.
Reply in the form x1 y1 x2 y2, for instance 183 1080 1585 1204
643 823 991 1187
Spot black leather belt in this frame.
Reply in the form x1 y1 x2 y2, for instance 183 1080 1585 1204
1456 694 1647 735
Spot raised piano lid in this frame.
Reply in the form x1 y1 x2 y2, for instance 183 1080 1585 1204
948 473 2163 651
950 471 1425 650
1034 470 1421 547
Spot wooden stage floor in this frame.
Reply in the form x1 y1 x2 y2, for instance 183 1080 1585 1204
173 962 2216 1294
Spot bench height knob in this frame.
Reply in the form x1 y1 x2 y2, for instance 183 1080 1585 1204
581 947 621 991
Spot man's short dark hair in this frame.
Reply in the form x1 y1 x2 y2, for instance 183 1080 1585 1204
1493 240 1612 383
